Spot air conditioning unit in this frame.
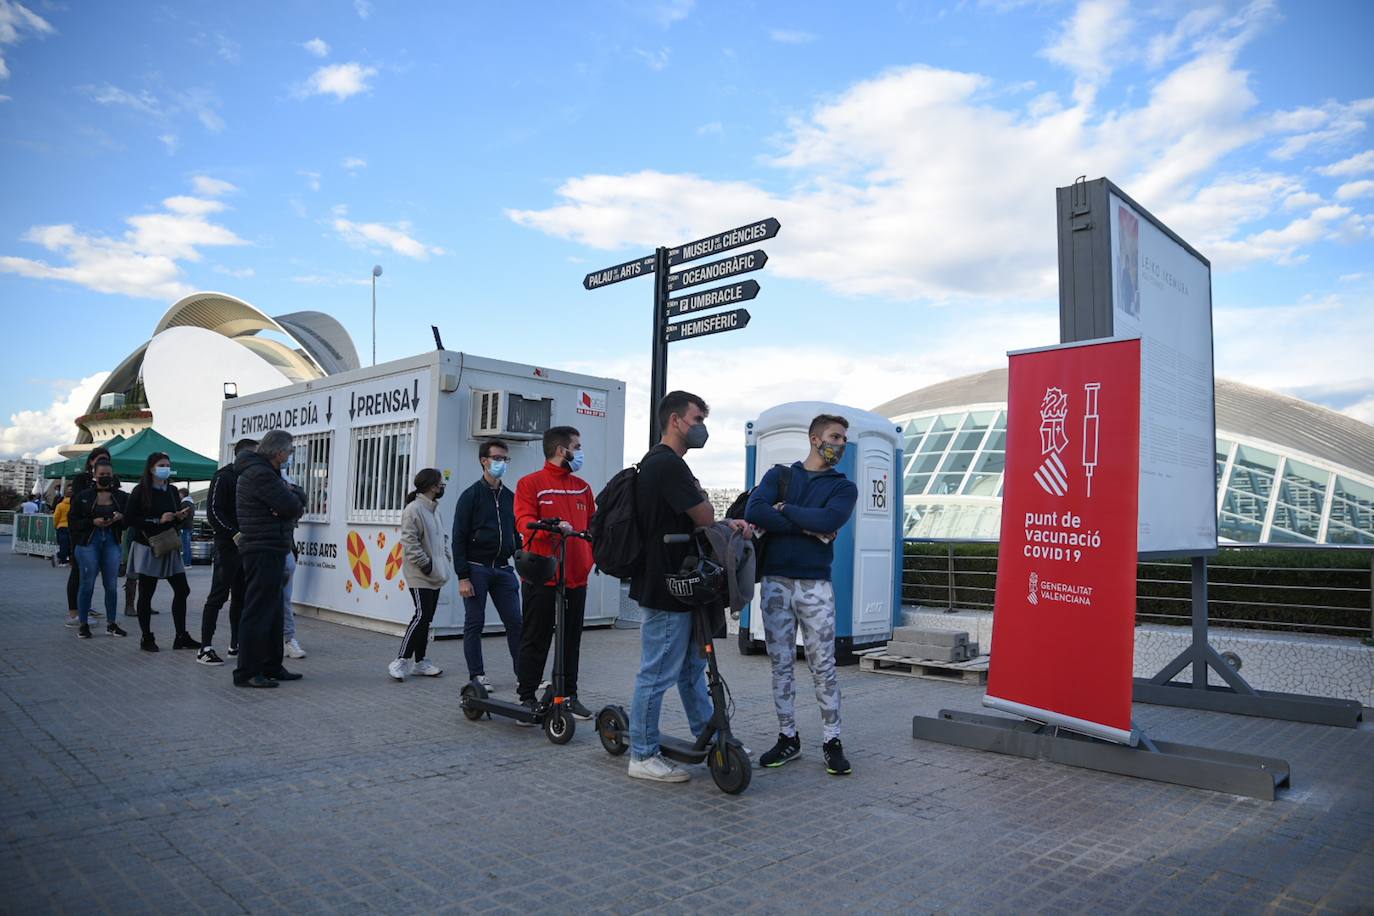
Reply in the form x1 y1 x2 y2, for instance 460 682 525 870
471 390 553 441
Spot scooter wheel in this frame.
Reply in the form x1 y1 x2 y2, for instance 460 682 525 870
544 705 575 745
708 742 752 795
459 683 485 721
595 705 629 756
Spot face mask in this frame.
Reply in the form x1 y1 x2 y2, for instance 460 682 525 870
487 460 507 479
566 449 584 473
435 486 446 500
154 466 172 481
816 440 846 466
684 422 709 450
97 477 115 489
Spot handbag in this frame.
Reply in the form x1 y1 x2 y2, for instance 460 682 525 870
148 527 181 558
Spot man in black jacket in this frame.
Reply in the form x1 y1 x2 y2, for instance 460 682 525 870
452 439 523 691
234 431 306 688
197 437 256 666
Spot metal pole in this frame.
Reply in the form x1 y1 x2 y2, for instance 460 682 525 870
1191 555 1207 688
371 274 376 367
947 545 955 612
649 246 669 448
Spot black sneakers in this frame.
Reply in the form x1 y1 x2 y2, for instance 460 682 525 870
172 632 202 651
515 699 539 725
568 697 592 720
77 624 92 639
822 738 852 775
140 636 158 652
196 648 224 665
759 732 801 768
106 623 127 637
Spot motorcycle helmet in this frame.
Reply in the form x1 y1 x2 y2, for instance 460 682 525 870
664 552 726 606
514 549 557 584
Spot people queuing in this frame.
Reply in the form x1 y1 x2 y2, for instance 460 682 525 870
127 452 198 652
513 426 596 721
451 439 523 692
197 438 256 665
389 468 451 680
68 458 129 639
233 431 305 688
746 413 859 776
64 447 112 627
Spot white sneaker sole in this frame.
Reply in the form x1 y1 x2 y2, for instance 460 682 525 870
627 766 690 784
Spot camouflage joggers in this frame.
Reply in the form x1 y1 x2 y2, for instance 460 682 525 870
760 575 841 742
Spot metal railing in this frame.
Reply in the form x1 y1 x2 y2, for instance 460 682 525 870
903 538 1374 639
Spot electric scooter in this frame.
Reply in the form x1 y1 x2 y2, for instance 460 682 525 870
459 518 589 746
595 531 753 795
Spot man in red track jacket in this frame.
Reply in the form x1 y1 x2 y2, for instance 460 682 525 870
513 425 597 719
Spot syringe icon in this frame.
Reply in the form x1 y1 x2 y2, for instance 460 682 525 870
1082 383 1101 497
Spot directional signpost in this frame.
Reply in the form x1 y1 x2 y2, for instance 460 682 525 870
582 217 779 445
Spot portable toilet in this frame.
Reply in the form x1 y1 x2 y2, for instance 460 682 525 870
735 401 903 664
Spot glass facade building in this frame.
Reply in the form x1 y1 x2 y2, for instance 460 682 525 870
877 370 1374 545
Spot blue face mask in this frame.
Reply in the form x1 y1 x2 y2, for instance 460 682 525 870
566 449 584 473
154 466 173 481
487 460 507 479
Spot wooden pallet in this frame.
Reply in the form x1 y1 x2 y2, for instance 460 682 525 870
858 650 989 685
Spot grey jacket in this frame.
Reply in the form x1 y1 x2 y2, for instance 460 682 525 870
401 493 451 589
700 522 757 615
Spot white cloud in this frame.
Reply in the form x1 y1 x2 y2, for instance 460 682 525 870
341 156 367 173
1336 180 1374 202
85 83 225 135
634 47 670 71
1317 150 1374 178
1040 0 1134 100
566 304 1055 487
1270 98 1374 160
158 133 178 154
651 0 693 27
191 175 237 197
213 264 254 278
0 93 10 102
290 272 369 287
0 178 247 300
1144 5 1225 68
770 29 816 44
298 170 321 191
510 6 1353 298
331 216 443 260
0 0 54 83
296 62 377 100
696 121 723 136
0 372 109 462
354 0 372 19
303 37 330 58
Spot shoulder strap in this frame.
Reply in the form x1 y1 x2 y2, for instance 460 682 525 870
774 464 791 501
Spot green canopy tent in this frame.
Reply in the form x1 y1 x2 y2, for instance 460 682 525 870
42 435 125 479
104 428 220 481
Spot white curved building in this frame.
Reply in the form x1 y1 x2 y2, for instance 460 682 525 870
874 369 1374 546
66 292 359 461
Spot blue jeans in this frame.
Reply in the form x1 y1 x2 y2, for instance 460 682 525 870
629 606 713 760
181 529 193 565
282 551 297 641
461 563 523 678
76 528 121 626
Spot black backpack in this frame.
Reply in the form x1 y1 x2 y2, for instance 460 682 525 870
726 464 790 582
589 463 644 580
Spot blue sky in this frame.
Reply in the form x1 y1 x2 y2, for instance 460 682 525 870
0 0 1371 485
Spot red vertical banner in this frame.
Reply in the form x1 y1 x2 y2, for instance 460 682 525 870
985 339 1141 744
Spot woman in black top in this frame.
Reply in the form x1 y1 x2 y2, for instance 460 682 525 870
69 458 130 639
64 447 111 628
127 452 197 652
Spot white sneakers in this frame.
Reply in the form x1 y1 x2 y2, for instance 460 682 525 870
628 753 691 783
412 659 443 677
387 658 411 681
475 674 494 692
285 638 306 659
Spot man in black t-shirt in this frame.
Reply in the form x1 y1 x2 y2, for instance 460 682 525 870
626 390 744 784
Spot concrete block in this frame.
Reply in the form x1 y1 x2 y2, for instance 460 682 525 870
893 626 967 647
887 641 967 662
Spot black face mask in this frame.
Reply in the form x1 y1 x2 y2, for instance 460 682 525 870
97 477 116 489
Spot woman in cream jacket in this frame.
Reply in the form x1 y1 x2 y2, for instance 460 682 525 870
389 468 452 681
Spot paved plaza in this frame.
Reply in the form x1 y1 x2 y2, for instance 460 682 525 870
1 546 1371 915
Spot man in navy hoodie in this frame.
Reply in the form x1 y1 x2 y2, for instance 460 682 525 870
745 413 858 775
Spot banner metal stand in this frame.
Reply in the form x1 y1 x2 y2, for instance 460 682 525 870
912 709 1290 801
1132 558 1364 727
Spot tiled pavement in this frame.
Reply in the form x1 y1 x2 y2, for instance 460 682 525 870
2 546 1371 915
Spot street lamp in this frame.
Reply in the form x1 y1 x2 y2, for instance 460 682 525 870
371 264 383 366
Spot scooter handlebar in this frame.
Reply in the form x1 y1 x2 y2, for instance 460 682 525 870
527 518 592 541
662 533 693 544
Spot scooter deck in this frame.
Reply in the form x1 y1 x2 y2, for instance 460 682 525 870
465 696 542 724
658 734 710 764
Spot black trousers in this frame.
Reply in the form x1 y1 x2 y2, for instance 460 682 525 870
516 583 586 701
200 539 244 649
399 587 440 660
236 551 286 683
137 573 190 640
66 562 79 612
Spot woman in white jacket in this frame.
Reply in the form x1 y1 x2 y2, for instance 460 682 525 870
389 468 452 681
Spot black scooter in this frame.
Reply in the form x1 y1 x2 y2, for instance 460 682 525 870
459 518 589 745
595 531 753 794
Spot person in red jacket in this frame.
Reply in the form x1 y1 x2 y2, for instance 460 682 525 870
513 425 596 720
